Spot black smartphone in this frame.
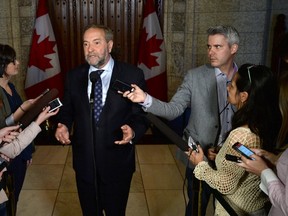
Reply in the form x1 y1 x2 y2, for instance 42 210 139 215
232 142 255 160
188 136 198 152
112 79 134 92
225 154 241 163
48 98 63 113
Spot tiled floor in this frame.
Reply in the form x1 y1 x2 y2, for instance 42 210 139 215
17 144 214 216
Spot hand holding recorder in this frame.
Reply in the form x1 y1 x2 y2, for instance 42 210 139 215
121 83 147 103
188 136 199 152
113 79 135 93
35 106 60 126
186 138 204 166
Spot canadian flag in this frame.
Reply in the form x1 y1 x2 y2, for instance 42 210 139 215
138 0 167 101
25 0 63 99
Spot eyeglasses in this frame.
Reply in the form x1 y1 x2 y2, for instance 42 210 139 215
247 65 254 84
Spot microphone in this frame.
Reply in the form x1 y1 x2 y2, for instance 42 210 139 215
89 71 101 104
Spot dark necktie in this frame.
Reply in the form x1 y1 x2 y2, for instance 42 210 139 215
94 70 104 122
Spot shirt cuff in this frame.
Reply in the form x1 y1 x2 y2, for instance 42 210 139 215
129 131 135 145
140 93 152 111
260 168 278 195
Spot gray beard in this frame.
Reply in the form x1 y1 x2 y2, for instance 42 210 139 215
90 58 105 68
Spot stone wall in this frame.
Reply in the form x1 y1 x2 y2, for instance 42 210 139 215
164 0 288 98
0 0 288 100
0 0 36 99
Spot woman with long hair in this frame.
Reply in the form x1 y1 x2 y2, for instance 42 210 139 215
0 44 42 215
238 72 288 216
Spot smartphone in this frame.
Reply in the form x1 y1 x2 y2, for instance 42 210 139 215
232 142 255 160
188 136 198 152
225 154 241 163
112 79 134 92
48 97 63 113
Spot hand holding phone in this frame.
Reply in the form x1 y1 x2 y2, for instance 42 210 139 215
188 136 198 152
232 142 255 160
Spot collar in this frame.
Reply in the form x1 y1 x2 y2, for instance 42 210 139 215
215 62 238 81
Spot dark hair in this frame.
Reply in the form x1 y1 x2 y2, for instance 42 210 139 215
231 63 281 151
0 44 16 64
0 44 16 76
279 33 288 61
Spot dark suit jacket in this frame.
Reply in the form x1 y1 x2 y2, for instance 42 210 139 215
58 60 149 183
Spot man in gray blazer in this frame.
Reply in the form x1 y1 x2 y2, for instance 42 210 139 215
124 25 240 215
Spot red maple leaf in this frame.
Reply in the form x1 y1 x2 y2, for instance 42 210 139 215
28 31 56 71
138 29 163 69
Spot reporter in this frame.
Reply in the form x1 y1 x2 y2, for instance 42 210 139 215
124 25 240 215
0 44 44 212
238 72 288 216
0 107 59 158
0 44 42 127
0 106 59 213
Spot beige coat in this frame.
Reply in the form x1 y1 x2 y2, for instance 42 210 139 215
0 122 41 203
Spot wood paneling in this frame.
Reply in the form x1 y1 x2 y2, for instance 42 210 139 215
47 0 163 74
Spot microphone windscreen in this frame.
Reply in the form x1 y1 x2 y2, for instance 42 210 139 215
90 71 100 83
19 88 59 128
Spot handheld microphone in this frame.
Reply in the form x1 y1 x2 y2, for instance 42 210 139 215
89 71 101 104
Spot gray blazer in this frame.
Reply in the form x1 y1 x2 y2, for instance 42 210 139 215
147 64 220 164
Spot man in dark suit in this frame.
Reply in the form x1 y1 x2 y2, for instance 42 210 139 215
55 24 149 216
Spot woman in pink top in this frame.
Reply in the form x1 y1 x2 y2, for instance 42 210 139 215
238 72 288 216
